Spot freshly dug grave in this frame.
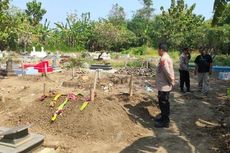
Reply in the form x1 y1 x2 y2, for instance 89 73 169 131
4 92 151 145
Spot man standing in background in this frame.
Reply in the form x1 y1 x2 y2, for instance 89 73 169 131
155 43 175 128
179 48 191 93
194 48 213 96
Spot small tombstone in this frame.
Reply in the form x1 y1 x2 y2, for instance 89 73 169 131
6 59 13 72
0 51 3 58
52 55 58 69
32 46 36 52
5 59 15 76
41 47 44 52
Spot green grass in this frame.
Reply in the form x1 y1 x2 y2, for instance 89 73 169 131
143 47 158 56
214 55 230 66
227 88 230 100
121 46 146 55
46 45 84 53
168 51 180 61
121 46 180 60
110 60 126 68
126 59 143 68
110 59 143 68
55 46 230 67
190 52 199 62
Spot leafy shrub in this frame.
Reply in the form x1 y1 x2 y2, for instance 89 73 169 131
214 55 230 66
121 46 147 55
227 88 230 100
127 59 143 68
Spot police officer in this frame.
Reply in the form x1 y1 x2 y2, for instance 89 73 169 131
155 43 175 128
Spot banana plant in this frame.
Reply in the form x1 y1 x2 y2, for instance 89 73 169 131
53 12 93 49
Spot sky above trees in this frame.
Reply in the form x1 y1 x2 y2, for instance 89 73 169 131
12 0 214 26
1 0 229 53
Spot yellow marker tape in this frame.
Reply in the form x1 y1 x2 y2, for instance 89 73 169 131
58 99 68 110
53 93 62 101
77 93 84 97
50 94 63 107
51 98 68 122
51 114 57 121
80 102 89 111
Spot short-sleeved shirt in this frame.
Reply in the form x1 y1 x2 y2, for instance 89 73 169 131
194 54 213 73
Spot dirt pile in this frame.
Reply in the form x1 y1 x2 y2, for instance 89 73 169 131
115 68 155 77
201 79 230 153
212 104 230 153
5 92 149 144
209 127 230 153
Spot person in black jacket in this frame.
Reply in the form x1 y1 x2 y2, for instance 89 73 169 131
194 48 213 96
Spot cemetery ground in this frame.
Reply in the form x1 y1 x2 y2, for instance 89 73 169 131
0 53 229 153
0 50 227 153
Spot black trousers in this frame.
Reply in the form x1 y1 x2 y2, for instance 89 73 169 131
179 70 190 90
158 91 170 123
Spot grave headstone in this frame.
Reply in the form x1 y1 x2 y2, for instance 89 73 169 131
52 55 57 69
33 47 36 52
0 125 44 153
6 59 15 76
0 51 3 58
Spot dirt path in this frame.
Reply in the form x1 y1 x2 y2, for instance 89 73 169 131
120 73 229 153
0 70 229 153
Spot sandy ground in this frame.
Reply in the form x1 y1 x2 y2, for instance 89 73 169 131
0 69 229 153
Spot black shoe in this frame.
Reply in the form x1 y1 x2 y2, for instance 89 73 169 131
154 114 162 122
154 121 169 128
154 117 162 122
203 92 208 96
186 89 191 92
180 89 185 93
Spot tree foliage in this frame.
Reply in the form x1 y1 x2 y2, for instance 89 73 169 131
51 12 93 51
25 0 47 26
198 24 230 53
0 0 229 54
108 3 126 27
88 22 137 52
128 0 154 46
216 3 230 26
152 0 204 49
212 0 230 26
0 0 18 50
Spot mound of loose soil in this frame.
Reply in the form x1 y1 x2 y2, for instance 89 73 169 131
209 127 230 153
5 93 149 144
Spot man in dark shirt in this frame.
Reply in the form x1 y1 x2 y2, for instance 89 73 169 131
194 48 213 96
